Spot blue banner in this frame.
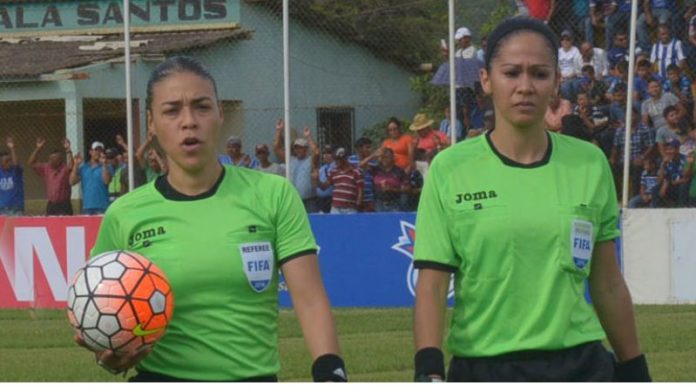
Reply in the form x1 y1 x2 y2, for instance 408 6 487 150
279 213 424 307
279 213 623 308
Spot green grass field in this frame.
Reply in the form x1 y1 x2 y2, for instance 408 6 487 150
1 306 695 382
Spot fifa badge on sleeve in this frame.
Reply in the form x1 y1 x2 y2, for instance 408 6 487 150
571 220 593 269
239 242 275 292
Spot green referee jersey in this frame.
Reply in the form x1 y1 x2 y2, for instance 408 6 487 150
91 165 317 380
414 131 620 358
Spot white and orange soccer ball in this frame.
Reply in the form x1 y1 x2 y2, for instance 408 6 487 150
66 250 174 354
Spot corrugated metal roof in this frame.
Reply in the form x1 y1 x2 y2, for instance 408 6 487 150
0 28 252 79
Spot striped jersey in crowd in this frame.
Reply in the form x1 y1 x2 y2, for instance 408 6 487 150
328 166 364 209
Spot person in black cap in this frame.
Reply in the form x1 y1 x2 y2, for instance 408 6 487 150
657 138 693 207
412 17 651 382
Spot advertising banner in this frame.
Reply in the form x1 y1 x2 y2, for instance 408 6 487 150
0 216 101 308
1 214 427 309
1 213 625 308
279 213 446 307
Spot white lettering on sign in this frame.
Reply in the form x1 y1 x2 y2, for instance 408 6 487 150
10 227 85 302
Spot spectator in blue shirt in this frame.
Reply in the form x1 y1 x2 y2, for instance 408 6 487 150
607 31 629 68
0 137 24 216
605 1 632 49
657 137 692 206
610 107 657 198
273 119 320 213
218 135 258 169
634 59 659 104
439 106 464 142
628 158 660 208
316 144 335 214
662 63 692 104
349 137 378 212
609 81 628 128
638 0 677 52
69 141 113 215
650 24 687 79
588 0 615 48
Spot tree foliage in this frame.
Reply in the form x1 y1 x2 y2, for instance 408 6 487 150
252 0 460 69
249 0 509 138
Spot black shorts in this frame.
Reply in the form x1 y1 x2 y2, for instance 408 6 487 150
129 370 278 382
447 341 615 382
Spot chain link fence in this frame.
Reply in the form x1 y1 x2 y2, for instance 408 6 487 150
2 0 696 215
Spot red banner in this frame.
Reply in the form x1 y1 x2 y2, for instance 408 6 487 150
0 216 102 308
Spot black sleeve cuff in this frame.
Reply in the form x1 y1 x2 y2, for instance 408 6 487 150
413 260 457 273
278 248 318 266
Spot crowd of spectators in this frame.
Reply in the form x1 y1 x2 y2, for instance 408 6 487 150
448 1 696 208
6 2 696 214
0 133 167 216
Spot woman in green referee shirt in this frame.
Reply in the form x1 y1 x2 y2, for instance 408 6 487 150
412 18 650 382
75 56 347 382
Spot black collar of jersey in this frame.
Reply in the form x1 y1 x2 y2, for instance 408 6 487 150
155 166 226 201
486 130 552 168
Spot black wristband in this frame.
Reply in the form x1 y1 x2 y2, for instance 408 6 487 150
614 354 652 382
414 347 445 381
311 354 347 382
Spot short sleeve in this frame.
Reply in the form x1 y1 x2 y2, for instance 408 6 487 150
273 179 318 265
597 158 621 242
413 158 458 272
402 134 413 147
90 210 123 257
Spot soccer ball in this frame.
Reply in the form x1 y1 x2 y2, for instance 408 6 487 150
66 250 174 354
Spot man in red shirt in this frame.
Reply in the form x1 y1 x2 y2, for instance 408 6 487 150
318 147 363 214
28 137 74 215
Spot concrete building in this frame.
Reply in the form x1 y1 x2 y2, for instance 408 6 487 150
0 0 420 209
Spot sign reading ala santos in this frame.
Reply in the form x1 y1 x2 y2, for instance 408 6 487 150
0 0 240 36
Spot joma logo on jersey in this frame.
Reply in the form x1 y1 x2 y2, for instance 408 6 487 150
128 226 167 247
455 190 498 204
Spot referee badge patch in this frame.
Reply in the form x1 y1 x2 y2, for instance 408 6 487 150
239 242 275 293
571 220 593 269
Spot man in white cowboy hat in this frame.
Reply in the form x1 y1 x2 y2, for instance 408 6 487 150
410 113 450 160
